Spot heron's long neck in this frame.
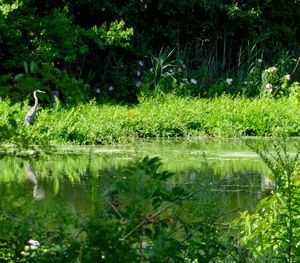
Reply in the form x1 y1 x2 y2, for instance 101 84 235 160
33 91 39 109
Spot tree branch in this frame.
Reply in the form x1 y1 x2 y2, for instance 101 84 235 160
119 177 235 242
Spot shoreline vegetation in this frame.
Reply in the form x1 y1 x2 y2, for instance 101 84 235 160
1 140 300 262
1 94 300 146
1 0 300 261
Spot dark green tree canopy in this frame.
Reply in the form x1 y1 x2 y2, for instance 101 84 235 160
0 0 299 102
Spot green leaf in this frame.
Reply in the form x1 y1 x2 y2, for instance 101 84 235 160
14 73 24 81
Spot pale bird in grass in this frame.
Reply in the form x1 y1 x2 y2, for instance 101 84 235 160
24 90 46 125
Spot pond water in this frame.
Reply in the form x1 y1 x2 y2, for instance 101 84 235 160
0 137 290 261
1 137 270 209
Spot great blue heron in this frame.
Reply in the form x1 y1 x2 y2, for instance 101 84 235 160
24 90 46 125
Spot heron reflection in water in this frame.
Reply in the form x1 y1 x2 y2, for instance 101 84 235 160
26 164 45 200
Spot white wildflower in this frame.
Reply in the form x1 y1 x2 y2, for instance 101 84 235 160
266 66 278 73
265 83 273 92
257 59 263 63
284 74 291 81
243 81 248 85
108 86 114 92
135 80 142 87
182 64 186 69
226 78 233 85
28 239 40 247
137 60 144 67
136 70 141 77
190 78 197 85
95 88 101 94
265 83 272 89
182 78 188 82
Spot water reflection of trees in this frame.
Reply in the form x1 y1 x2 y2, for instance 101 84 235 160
0 155 269 262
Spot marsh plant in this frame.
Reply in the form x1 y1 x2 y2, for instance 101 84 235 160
259 54 300 98
289 82 300 105
261 66 280 95
139 48 202 98
0 99 52 156
261 66 293 98
234 140 300 262
139 48 178 97
3 95 300 147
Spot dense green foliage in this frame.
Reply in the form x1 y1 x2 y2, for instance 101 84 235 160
1 0 300 261
234 140 300 262
1 94 300 147
0 0 299 102
1 140 300 262
0 155 249 262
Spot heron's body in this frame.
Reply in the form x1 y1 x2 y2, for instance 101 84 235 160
24 90 46 125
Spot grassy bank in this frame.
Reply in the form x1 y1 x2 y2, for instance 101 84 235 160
1 95 300 145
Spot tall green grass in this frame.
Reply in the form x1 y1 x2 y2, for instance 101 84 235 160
1 95 300 145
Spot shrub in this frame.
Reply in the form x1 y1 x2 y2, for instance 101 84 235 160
234 140 300 261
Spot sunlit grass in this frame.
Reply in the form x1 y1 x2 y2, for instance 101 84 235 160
1 95 300 145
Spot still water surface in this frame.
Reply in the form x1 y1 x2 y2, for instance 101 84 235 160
1 138 272 215
0 137 285 259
